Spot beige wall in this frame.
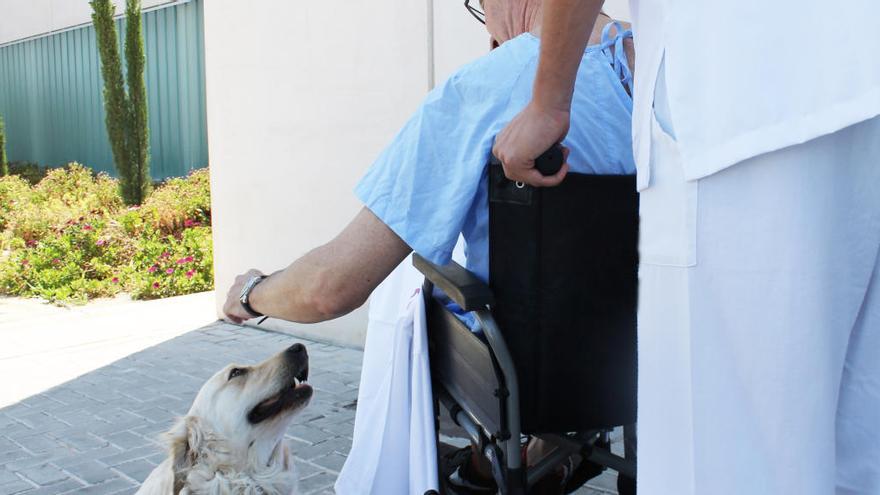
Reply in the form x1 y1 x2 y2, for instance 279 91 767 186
0 0 177 45
205 0 432 348
207 0 631 348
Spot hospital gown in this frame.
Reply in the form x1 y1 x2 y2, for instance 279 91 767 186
355 29 635 287
336 26 635 495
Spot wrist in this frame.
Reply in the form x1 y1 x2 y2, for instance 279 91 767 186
240 274 268 317
530 89 573 117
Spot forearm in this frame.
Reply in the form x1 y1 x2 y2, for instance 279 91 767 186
244 208 411 324
532 0 604 112
246 247 344 323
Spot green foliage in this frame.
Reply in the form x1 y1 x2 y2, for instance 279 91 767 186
0 115 8 177
0 166 212 304
125 0 151 203
90 0 151 205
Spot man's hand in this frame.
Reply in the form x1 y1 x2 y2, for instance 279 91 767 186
493 101 570 187
223 268 265 324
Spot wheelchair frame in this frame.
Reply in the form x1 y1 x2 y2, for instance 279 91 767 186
414 254 636 495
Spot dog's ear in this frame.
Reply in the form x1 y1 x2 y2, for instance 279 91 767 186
164 416 204 493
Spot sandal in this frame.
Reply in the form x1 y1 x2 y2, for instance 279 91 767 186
443 446 497 494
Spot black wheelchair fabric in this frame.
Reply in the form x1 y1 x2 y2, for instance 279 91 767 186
488 164 638 433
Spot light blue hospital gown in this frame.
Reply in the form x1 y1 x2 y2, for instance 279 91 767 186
356 26 635 298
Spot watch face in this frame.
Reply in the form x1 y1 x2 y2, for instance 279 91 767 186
240 277 256 301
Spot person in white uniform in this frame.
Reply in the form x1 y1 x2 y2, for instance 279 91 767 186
493 1 880 494
222 2 637 493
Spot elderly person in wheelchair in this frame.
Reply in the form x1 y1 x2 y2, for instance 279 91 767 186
224 0 637 493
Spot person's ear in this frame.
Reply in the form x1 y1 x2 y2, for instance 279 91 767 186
164 416 204 492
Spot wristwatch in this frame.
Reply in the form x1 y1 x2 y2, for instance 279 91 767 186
239 275 268 318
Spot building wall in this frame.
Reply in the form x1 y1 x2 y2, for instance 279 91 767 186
207 0 631 348
0 0 176 46
0 0 207 179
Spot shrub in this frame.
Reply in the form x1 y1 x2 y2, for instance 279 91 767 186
1 163 121 246
139 168 211 234
0 114 8 177
0 165 212 304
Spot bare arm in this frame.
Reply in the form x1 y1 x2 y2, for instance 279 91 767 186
223 207 412 324
492 0 604 187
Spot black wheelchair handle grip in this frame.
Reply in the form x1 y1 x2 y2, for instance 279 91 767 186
534 143 564 176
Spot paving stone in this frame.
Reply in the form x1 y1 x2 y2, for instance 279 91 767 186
22 478 84 494
310 452 346 473
63 460 117 485
298 472 337 493
100 432 150 451
15 463 68 485
50 431 109 452
3 454 57 471
9 434 58 455
97 445 159 467
112 458 156 483
0 469 22 484
0 478 34 494
73 478 135 494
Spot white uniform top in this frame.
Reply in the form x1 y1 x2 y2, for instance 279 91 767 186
629 0 880 190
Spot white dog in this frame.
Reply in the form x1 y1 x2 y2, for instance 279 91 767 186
137 343 313 494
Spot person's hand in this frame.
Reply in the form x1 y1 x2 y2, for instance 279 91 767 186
223 268 265 324
493 101 570 187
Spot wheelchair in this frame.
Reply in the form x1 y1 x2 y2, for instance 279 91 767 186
414 154 639 494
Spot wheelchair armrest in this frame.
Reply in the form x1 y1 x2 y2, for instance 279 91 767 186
413 254 494 312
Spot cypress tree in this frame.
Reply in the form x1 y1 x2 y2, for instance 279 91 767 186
124 0 151 201
90 0 150 205
0 114 7 177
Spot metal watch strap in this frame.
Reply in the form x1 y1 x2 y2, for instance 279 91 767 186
240 275 267 318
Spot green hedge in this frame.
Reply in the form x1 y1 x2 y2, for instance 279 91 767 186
0 164 212 303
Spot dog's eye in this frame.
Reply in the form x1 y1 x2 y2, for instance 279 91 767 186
228 368 247 380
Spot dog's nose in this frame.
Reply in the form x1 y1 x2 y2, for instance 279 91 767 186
287 343 306 355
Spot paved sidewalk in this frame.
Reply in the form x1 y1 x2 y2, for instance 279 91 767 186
0 323 361 494
0 320 623 494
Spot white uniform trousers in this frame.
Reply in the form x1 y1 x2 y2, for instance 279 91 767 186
637 113 880 495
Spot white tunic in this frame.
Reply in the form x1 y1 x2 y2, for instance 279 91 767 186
629 0 880 190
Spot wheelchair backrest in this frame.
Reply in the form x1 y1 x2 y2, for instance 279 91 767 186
488 161 638 433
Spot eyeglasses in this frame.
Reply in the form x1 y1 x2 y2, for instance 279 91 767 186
464 0 485 24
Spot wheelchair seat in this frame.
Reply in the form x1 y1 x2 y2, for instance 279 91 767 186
414 158 638 494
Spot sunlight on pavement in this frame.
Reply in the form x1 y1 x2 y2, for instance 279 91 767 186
0 291 216 408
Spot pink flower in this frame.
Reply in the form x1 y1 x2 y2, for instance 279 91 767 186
82 224 93 231
25 239 37 247
185 270 195 279
184 256 194 263
147 265 158 273
152 281 160 289
21 259 29 266
52 258 61 265
184 219 195 228
96 239 106 246
111 277 119 283
166 268 174 274
160 251 171 259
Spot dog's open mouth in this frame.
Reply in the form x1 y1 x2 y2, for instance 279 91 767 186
247 369 312 425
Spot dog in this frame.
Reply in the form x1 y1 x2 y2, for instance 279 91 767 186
137 343 313 494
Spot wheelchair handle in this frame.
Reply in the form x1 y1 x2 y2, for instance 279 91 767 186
534 143 564 176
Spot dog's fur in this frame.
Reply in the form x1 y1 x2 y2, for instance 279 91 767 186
136 344 313 494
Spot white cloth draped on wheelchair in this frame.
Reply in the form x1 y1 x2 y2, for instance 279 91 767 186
335 255 439 495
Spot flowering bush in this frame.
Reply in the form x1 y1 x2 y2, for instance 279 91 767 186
0 164 212 304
